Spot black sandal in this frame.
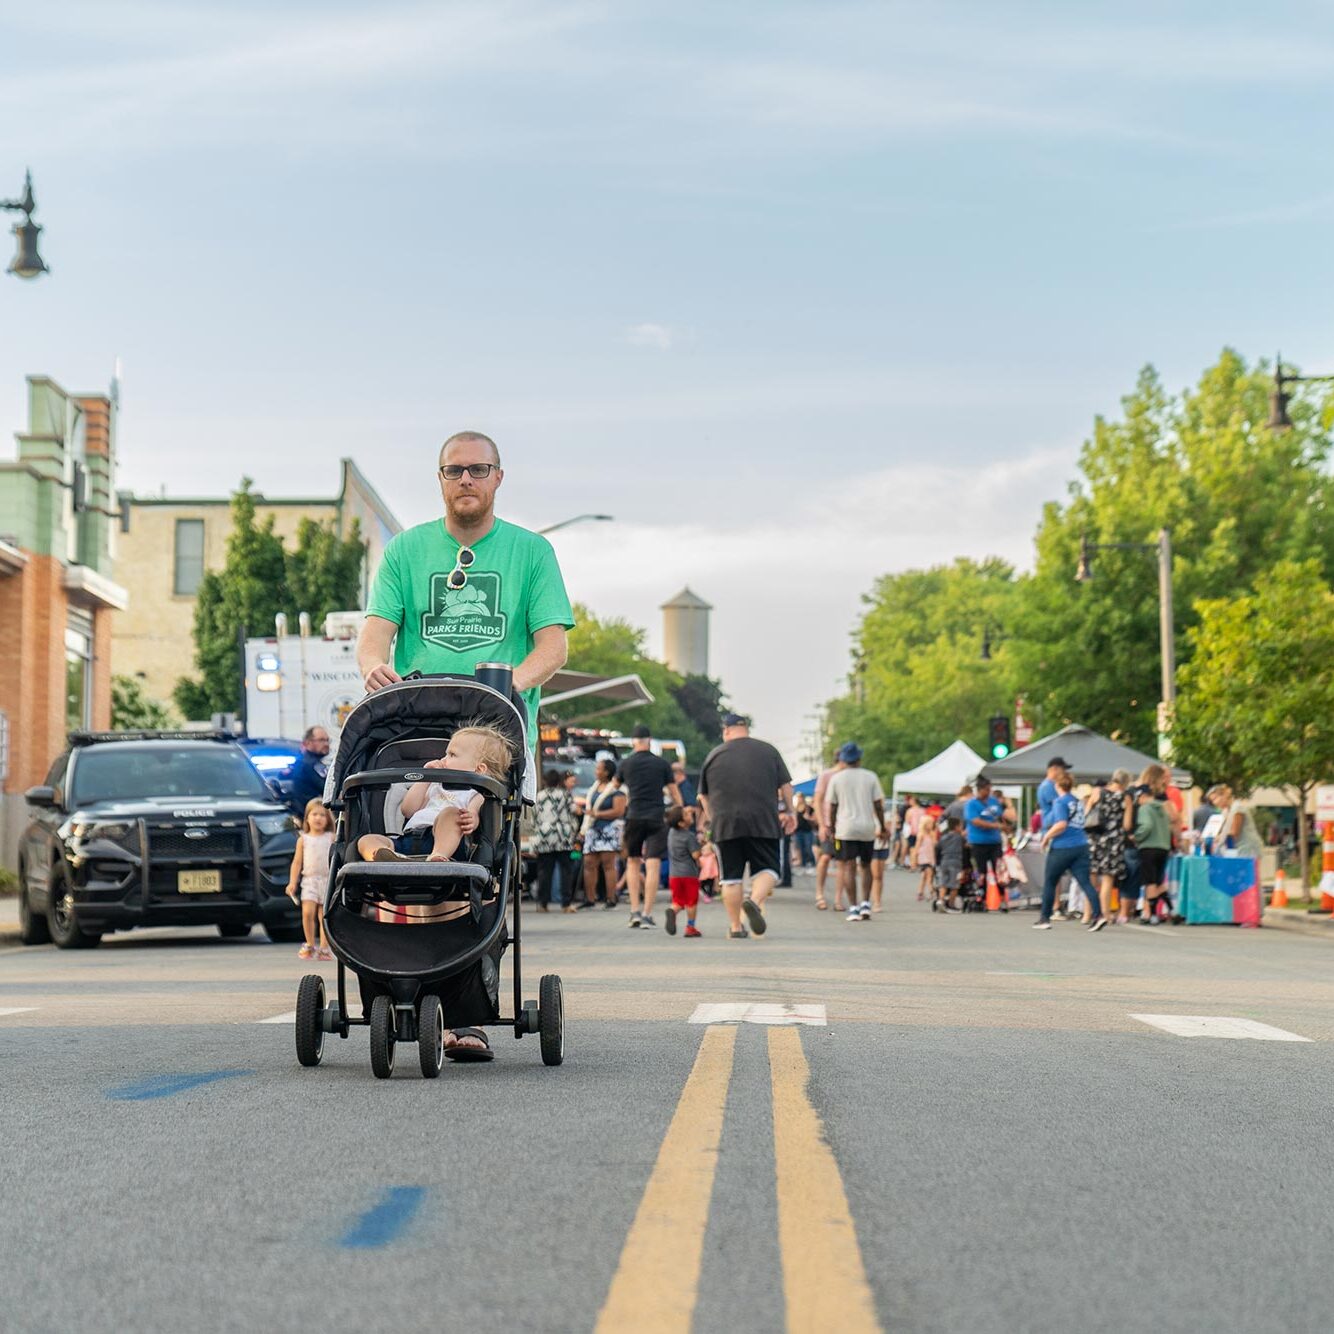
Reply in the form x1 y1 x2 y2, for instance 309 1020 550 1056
445 1027 494 1062
728 926 749 939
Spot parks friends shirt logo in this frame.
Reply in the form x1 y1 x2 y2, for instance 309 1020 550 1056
422 571 508 651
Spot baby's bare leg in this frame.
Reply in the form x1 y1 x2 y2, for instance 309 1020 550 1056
357 834 396 861
428 808 464 862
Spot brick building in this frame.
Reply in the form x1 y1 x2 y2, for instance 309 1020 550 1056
0 374 127 869
112 461 400 712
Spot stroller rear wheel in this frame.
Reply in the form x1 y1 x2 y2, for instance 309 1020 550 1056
369 994 396 1079
295 974 325 1067
539 974 564 1067
418 994 445 1079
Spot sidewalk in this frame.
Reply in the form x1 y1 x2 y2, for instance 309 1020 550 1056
0 894 19 942
1263 904 1334 939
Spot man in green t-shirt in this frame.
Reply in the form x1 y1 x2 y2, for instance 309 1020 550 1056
358 429 574 738
356 429 574 1060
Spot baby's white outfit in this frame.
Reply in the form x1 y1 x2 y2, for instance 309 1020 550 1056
403 784 480 833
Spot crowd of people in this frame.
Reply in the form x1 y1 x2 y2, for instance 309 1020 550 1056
520 714 795 940
795 748 1258 933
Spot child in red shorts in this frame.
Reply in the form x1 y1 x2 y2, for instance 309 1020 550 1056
664 805 702 937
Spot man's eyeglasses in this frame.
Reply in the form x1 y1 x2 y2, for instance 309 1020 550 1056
447 545 476 590
439 463 499 481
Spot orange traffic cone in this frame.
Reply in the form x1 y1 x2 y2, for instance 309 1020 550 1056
1322 823 1334 913
985 865 1002 912
1271 869 1289 909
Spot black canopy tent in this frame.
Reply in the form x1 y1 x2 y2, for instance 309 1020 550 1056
980 723 1191 788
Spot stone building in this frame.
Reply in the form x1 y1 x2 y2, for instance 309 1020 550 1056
112 460 400 710
0 374 127 868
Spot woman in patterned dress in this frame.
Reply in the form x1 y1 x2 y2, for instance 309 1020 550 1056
1086 768 1130 923
532 768 576 912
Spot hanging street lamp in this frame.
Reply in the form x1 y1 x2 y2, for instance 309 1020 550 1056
3 170 48 280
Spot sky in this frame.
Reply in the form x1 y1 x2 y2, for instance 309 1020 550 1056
5 0 1334 771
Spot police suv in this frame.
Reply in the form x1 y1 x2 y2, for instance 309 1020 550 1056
16 731 302 949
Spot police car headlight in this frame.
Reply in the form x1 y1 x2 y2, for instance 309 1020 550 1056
69 820 135 844
254 813 299 837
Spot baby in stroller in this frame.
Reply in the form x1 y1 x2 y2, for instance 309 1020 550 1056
354 723 512 924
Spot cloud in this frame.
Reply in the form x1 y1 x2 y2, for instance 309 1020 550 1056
624 322 677 351
542 442 1074 769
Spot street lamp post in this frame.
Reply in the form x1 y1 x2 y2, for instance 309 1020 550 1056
1077 527 1175 760
2 170 48 280
537 513 613 536
1268 353 1334 431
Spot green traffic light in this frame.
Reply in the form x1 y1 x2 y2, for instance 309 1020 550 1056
991 742 1010 759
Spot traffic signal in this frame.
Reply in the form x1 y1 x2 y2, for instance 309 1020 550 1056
988 714 1011 760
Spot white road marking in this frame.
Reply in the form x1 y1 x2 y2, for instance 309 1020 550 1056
257 1011 296 1025
688 1003 827 1027
1132 1014 1311 1042
0 1007 37 1018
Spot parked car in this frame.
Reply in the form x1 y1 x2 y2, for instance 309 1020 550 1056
17 730 303 949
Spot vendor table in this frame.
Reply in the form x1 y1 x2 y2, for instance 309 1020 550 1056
1167 855 1261 926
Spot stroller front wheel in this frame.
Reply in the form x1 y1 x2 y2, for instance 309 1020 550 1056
295 974 325 1067
539 974 564 1067
369 994 396 1079
418 994 445 1079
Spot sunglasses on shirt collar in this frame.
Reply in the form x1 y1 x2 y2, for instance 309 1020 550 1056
447 546 476 590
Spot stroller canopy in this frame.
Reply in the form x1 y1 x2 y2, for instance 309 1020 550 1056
324 677 528 803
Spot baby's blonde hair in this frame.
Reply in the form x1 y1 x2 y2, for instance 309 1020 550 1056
450 722 514 777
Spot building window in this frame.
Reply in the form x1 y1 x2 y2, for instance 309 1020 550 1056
174 518 205 595
65 624 93 732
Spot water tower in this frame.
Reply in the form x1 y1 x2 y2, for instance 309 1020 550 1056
661 587 712 677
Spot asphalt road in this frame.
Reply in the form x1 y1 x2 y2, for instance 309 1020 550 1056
4 869 1334 1334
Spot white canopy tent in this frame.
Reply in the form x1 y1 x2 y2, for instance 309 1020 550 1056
891 740 989 801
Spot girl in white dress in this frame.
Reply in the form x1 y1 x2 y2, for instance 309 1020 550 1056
287 799 335 960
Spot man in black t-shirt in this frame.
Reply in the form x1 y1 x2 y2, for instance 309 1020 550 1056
697 714 796 939
617 725 681 928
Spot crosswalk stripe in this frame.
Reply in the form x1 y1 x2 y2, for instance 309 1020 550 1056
688 1002 826 1026
0 1007 37 1018
595 1024 736 1333
769 1027 880 1332
1132 1014 1311 1042
257 1011 296 1025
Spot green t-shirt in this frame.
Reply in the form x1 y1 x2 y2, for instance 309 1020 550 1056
365 516 574 735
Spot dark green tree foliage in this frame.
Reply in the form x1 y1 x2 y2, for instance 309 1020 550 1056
1172 560 1334 887
1013 351 1334 751
286 516 365 624
174 481 366 719
826 558 1020 777
111 675 176 729
828 350 1334 774
551 604 730 767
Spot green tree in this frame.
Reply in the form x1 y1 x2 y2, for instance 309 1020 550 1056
111 675 176 729
1172 559 1334 889
1013 351 1334 750
552 604 729 766
174 481 366 719
285 516 365 625
826 558 1020 779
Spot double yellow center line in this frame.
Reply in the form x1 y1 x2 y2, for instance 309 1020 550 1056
595 1025 880 1333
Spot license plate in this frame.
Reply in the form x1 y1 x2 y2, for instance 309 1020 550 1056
178 869 221 894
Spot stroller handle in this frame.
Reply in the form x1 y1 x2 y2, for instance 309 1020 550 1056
333 766 511 809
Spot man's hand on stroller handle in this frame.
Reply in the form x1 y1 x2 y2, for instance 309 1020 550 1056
364 662 402 691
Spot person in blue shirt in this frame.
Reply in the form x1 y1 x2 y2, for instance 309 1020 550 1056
287 726 330 816
1034 769 1106 931
1035 756 1068 827
964 777 1008 903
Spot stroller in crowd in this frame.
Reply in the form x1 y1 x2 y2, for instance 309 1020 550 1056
291 667 565 1078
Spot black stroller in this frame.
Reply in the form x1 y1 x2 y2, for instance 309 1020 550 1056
291 667 564 1078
